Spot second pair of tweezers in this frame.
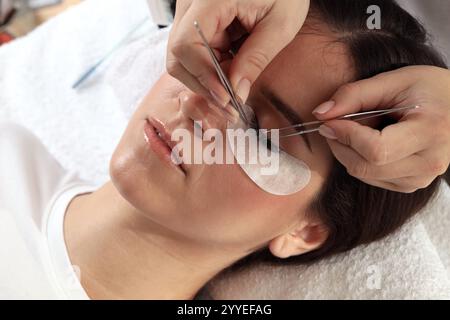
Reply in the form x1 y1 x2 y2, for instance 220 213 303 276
267 105 420 138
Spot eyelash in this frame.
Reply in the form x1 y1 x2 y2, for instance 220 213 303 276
254 113 273 150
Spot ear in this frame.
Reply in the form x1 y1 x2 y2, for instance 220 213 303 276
268 220 329 259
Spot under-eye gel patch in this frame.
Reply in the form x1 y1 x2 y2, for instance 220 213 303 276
226 104 311 196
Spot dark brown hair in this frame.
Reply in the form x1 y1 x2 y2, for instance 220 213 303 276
231 0 449 268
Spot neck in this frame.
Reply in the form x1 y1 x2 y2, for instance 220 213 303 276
64 181 244 300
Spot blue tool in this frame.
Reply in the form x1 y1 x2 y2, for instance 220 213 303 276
72 17 149 89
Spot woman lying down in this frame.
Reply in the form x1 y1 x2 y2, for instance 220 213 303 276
0 0 448 299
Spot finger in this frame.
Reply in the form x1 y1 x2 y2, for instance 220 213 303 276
359 173 435 193
322 110 431 166
166 56 212 99
167 46 232 105
209 31 231 52
326 139 436 180
178 92 228 130
359 175 429 193
360 179 403 192
179 90 236 132
168 43 230 107
358 178 408 193
169 2 237 106
172 0 193 26
385 175 438 193
312 68 418 120
167 58 238 124
229 8 304 102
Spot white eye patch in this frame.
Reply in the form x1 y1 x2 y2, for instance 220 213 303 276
226 104 311 196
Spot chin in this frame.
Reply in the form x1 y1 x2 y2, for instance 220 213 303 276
109 148 140 203
109 144 186 220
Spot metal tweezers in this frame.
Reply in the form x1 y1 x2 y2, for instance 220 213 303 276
267 105 420 138
194 21 250 124
193 21 419 138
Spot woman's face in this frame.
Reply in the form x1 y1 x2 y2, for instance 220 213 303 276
110 27 354 256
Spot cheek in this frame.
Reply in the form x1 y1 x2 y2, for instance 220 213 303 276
109 125 147 207
193 164 305 240
201 164 272 209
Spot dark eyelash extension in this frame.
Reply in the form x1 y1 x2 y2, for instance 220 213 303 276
254 115 273 151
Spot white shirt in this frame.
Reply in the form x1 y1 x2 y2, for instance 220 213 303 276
0 122 97 299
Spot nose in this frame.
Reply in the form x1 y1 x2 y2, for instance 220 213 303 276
179 91 237 130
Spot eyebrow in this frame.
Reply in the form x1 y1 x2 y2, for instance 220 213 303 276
260 87 313 153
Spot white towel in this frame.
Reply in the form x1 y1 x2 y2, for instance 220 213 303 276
206 184 450 300
0 0 165 185
0 0 449 299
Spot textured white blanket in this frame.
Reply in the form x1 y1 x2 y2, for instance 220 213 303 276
0 0 448 299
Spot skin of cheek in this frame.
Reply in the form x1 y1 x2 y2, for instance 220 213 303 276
109 74 325 251
180 141 320 250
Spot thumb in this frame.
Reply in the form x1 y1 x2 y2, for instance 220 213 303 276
312 69 415 120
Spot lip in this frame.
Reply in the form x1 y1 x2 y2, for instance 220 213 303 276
144 118 185 175
148 117 177 150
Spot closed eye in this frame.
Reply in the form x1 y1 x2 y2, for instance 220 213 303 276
254 114 273 151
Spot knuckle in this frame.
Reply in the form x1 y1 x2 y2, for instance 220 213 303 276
404 187 419 194
424 156 448 176
428 158 448 176
166 58 181 77
426 158 448 176
367 138 387 165
337 83 359 99
418 178 433 189
245 50 270 75
406 178 431 191
342 123 359 147
192 69 212 88
347 161 369 178
170 39 188 58
398 180 421 193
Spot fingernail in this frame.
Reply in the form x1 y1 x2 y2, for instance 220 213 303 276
210 90 229 108
313 101 335 115
318 125 337 140
236 78 251 103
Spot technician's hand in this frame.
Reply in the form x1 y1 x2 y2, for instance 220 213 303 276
167 0 310 106
313 66 450 193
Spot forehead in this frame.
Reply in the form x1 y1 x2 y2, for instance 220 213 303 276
254 28 355 115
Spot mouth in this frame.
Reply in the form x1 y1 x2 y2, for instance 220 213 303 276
144 117 186 175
